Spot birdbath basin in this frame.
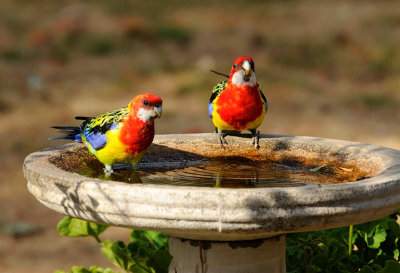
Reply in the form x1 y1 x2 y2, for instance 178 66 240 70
23 133 400 273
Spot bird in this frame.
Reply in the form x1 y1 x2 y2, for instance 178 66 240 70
50 93 163 174
208 56 268 149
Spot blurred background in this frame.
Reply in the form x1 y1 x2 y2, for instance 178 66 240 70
1 0 400 272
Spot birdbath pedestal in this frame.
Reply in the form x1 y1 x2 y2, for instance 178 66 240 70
23 134 400 273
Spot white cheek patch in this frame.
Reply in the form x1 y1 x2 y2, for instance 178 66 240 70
137 108 154 122
231 70 257 88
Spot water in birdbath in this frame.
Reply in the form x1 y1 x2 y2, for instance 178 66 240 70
52 148 367 188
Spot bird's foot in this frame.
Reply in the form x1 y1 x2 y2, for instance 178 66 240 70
217 130 228 149
104 165 114 176
251 130 260 150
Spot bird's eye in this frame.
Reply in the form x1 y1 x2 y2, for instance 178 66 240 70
143 100 149 106
155 103 161 108
233 64 239 69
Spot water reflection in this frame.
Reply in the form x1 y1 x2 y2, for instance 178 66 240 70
77 155 346 188
76 157 342 188
76 161 143 184
139 160 315 188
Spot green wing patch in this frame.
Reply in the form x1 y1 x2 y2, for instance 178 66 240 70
209 80 228 103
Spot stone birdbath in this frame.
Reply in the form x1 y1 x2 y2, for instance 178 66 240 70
23 133 400 273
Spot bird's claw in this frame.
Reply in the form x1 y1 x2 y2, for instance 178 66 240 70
218 136 228 149
104 165 113 176
251 130 260 150
222 136 228 145
216 130 228 149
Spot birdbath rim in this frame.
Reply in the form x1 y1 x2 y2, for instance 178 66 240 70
23 133 400 241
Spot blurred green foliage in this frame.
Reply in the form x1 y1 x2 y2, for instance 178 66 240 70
268 38 333 69
287 211 400 273
83 35 116 56
154 25 192 45
56 217 171 273
56 213 400 273
359 93 398 109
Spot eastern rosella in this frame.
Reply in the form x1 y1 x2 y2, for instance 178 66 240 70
208 56 268 149
51 93 162 174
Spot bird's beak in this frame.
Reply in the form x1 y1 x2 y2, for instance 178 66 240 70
153 105 162 119
242 60 251 77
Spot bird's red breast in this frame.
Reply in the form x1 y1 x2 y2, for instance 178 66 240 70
215 82 263 130
119 116 155 154
118 93 162 155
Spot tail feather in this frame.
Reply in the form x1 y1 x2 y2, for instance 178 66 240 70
49 135 81 141
51 126 80 131
49 126 82 142
210 70 229 78
75 116 94 121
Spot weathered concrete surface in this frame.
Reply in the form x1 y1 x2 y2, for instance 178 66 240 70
24 133 400 241
168 235 285 273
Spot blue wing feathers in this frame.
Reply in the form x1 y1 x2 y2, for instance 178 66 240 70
51 107 128 151
84 132 107 150
83 123 118 150
208 103 213 118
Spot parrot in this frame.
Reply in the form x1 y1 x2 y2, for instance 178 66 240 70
208 56 268 149
50 93 163 174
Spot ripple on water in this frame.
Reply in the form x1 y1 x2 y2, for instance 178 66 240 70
75 157 348 188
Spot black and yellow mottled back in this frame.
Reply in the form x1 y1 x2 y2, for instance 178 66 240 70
81 107 130 150
82 107 128 134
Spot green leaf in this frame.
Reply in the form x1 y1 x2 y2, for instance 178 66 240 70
308 253 329 272
146 250 172 273
130 230 169 249
128 240 153 263
100 240 135 272
358 266 375 273
393 248 399 260
127 230 171 272
87 266 117 273
328 239 348 262
99 232 171 273
54 266 117 273
287 213 400 272
57 217 108 242
129 265 152 273
377 260 400 273
364 225 387 249
70 266 91 273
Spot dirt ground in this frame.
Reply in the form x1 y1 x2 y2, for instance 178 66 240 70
1 0 400 272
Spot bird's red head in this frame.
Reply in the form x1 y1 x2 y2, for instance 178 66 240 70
229 56 256 87
129 93 163 122
231 56 254 72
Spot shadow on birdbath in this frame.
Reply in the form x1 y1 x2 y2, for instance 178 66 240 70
23 133 400 273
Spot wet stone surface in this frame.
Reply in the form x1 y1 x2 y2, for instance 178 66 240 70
50 144 370 188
